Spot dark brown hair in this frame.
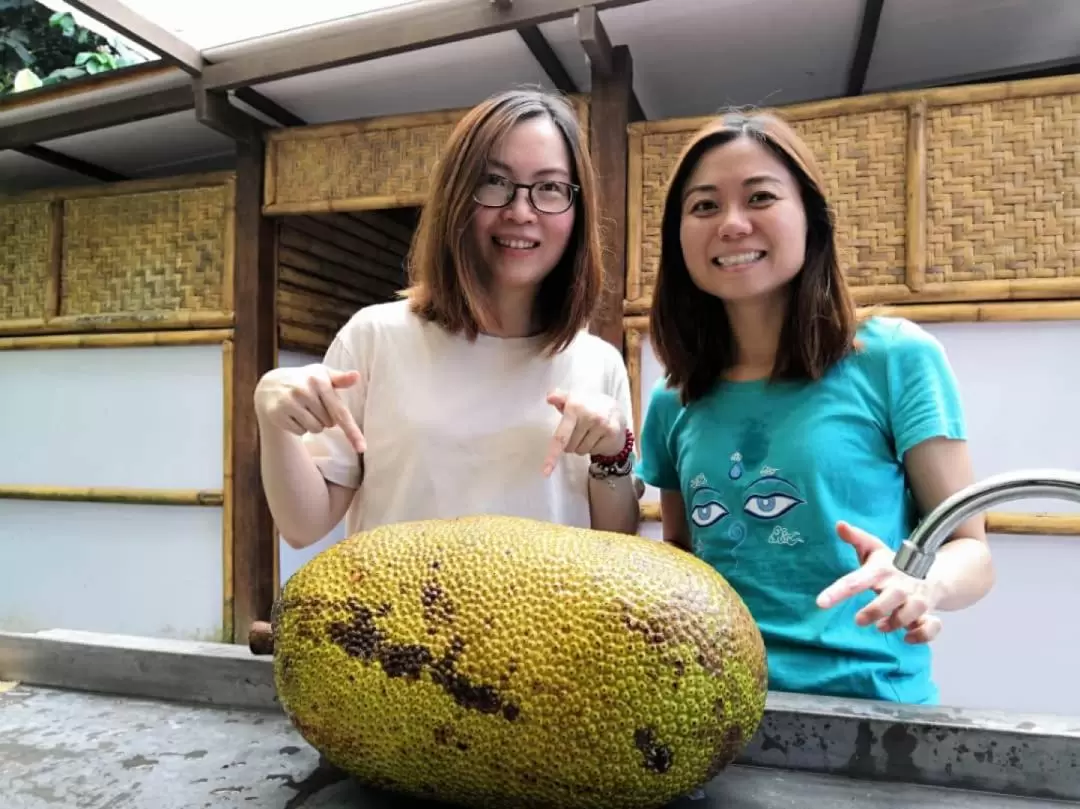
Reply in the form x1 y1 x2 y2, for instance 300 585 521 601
650 110 859 403
402 89 604 355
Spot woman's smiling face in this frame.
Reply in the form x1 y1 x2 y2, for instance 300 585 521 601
469 116 577 295
678 135 808 307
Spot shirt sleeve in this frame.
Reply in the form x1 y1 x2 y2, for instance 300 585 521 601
301 317 372 489
635 378 682 491
885 320 968 462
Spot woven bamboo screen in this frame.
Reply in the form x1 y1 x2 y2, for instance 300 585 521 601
263 95 591 216
0 173 235 334
276 210 413 354
626 75 1080 311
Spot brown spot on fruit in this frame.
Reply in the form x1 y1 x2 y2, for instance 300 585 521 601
633 727 673 774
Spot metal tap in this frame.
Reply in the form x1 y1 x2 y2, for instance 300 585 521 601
894 468 1080 578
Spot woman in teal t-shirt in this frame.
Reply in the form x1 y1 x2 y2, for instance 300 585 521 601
636 111 995 705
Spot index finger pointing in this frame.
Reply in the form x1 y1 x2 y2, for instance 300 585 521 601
542 411 577 477
322 388 366 453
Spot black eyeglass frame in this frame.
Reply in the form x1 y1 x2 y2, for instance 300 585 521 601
472 177 581 215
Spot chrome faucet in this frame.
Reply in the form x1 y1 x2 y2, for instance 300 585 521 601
894 468 1080 578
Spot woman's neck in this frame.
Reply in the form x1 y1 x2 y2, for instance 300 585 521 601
484 284 539 338
724 295 787 381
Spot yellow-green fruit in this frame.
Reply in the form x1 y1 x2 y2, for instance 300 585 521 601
271 514 768 809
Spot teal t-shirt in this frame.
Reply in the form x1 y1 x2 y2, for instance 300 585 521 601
636 316 966 704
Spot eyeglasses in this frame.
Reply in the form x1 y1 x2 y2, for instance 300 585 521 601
473 174 579 215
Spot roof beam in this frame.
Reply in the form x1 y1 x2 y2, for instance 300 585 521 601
845 0 885 96
14 144 129 182
200 0 655 92
518 26 577 93
576 6 613 76
576 6 645 120
0 85 194 150
62 0 204 76
193 82 268 144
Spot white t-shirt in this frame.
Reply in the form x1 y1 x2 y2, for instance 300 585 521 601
302 299 634 537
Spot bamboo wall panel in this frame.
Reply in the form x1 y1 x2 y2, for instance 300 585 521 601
926 96 1079 286
277 211 412 353
0 173 236 335
62 186 227 315
0 202 51 320
264 96 590 215
626 76 1080 309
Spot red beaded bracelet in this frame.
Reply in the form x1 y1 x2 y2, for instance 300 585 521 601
591 428 635 466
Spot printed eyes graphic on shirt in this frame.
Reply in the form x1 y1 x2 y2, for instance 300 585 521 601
689 486 729 528
688 472 805 528
742 474 805 520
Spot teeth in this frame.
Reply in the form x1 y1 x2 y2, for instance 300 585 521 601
495 237 539 250
713 251 764 267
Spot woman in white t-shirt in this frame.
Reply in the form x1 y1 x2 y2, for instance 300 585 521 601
253 89 640 548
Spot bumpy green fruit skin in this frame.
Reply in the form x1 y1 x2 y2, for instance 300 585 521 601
271 515 769 809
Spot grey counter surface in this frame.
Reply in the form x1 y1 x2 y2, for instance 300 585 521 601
1 683 1075 809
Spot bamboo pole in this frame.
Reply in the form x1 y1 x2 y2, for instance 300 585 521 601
0 311 235 336
865 300 1080 323
222 339 235 644
637 502 1079 536
623 299 1080 324
625 127 645 303
904 100 927 292
222 177 237 313
0 329 233 351
0 485 223 506
625 326 643 444
850 278 1080 306
44 200 63 318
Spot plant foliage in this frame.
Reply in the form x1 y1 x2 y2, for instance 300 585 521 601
1 0 147 95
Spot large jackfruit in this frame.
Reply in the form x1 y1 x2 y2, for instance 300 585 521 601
268 514 768 809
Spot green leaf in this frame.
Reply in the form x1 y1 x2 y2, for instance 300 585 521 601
46 66 86 80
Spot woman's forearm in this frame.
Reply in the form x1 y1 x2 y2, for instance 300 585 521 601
588 473 640 535
258 420 355 548
926 537 995 612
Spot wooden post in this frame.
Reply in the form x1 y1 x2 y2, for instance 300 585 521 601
587 43 635 350
230 135 277 642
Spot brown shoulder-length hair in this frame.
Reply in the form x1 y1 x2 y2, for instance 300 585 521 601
650 111 859 403
402 89 604 355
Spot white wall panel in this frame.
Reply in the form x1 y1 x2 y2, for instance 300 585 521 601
0 345 225 490
0 500 223 641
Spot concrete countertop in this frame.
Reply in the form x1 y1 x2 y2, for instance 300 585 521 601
1 683 1071 809
1 628 1078 808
